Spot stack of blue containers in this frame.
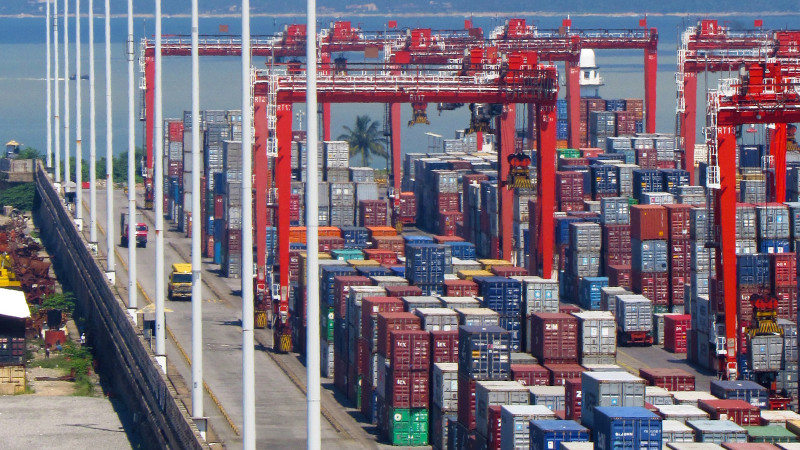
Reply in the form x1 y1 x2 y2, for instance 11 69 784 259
659 169 691 195
556 99 568 140
339 226 369 249
356 266 393 277
590 165 619 199
405 243 446 295
473 276 523 351
447 241 477 260
592 407 662 450
632 169 663 202
739 144 765 168
579 276 610 310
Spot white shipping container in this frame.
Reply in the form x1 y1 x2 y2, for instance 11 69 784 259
512 276 560 315
500 404 556 450
528 385 566 411
666 443 725 449
670 390 717 405
438 296 480 309
646 386 674 406
432 362 458 411
573 311 617 358
760 409 800 427
662 420 695 445
655 404 709 424
615 294 653 332
321 340 334 378
686 419 747 444
369 276 409 287
475 380 529 437
415 308 459 332
402 296 443 313
455 307 500 326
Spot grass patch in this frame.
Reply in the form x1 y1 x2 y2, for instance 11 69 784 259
29 341 96 396
73 373 94 396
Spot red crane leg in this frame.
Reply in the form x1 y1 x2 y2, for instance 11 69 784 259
322 103 331 141
715 126 738 379
681 72 698 184
644 45 658 134
145 54 155 179
276 103 293 318
253 94 269 301
476 131 483 151
537 104 556 279
527 104 537 150
390 103 402 202
498 104 516 261
772 123 788 202
566 61 581 148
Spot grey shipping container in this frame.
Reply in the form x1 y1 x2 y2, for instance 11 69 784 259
748 334 783 372
432 362 458 411
615 295 653 332
573 311 617 359
512 276 560 315
580 371 646 429
500 405 557 450
455 308 500 327
415 308 459 332
686 419 747 444
528 385 566 411
475 380 530 437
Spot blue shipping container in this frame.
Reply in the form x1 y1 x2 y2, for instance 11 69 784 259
759 239 791 254
593 406 662 450
556 217 585 245
739 144 764 168
529 419 590 450
579 277 609 310
214 241 222 264
736 254 771 286
557 99 568 120
405 243 447 284
447 241 477 260
498 314 522 352
591 165 620 195
339 226 369 249
632 169 664 201
458 325 511 380
356 266 393 277
321 266 357 305
710 380 769 409
659 169 691 195
473 276 523 315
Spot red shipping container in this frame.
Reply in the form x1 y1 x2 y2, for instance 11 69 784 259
398 192 417 224
510 364 550 386
559 304 581 315
602 224 631 254
434 235 465 243
664 315 691 353
362 296 404 346
640 367 695 392
556 171 584 202
359 200 389 227
630 205 667 240
545 363 584 386
559 201 584 212
319 236 345 253
444 279 479 297
168 121 184 141
529 313 579 364
376 312 421 356
490 265 528 277
565 378 582 420
387 368 429 408
288 250 302 283
226 229 242 251
632 270 670 306
636 149 657 169
605 251 632 268
372 236 405 255
457 373 477 430
438 210 462 236
664 204 692 240
657 161 676 169
669 239 692 274
487 405 503 450
670 269 689 307
774 285 798 321
384 284 423 298
607 265 632 289
430 330 459 364
698 399 762 426
362 249 399 265
436 192 460 212
390 330 430 371
357 338 371 376
580 148 604 158
333 276 372 319
771 253 797 287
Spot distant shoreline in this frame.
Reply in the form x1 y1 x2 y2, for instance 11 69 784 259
3 10 800 19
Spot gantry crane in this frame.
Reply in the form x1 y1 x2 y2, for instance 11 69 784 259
703 62 800 379
676 19 800 184
253 58 559 349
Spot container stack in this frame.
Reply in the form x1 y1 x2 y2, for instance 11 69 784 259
529 313 579 365
665 204 693 313
431 362 458 449
630 205 669 312
580 371 647 430
564 222 602 302
329 181 356 227
592 407 662 448
221 140 243 278
776 318 798 400
323 141 350 182
615 294 654 345
474 276 523 351
405 243 447 295
589 110 617 149
573 311 617 365
359 296 404 421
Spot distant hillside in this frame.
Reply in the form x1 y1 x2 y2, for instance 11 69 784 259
6 0 799 16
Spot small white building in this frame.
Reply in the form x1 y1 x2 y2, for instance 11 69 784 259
579 49 604 98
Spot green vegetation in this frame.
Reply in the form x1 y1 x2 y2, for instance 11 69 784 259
0 183 36 211
38 292 76 316
54 147 145 186
338 115 388 168
16 147 43 161
30 341 95 396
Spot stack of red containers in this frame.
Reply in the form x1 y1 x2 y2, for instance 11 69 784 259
579 98 606 146
771 253 797 321
663 315 691 353
490 266 528 277
615 111 636 135
510 364 550 386
602 223 632 271
636 148 658 169
556 171 584 212
358 200 388 227
528 313 579 364
372 235 405 255
397 192 417 225
607 264 632 289
486 405 503 450
289 194 301 224
444 279 479 297
360 297 404 421
639 368 695 391
384 284 423 298
565 378 582 420
697 399 762 426
545 363 584 386
430 330 459 364
438 210 462 236
385 329 430 409
665 204 693 311
318 236 345 253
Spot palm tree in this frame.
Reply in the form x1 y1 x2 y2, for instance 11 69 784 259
338 115 388 168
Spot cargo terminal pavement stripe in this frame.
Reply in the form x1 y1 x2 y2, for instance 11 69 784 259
166 241 352 438
89 208 241 436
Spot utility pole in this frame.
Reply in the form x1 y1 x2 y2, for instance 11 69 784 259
46 0 53 171
75 0 83 228
54 0 61 184
126 0 136 315
104 0 115 281
154 0 166 373
89 0 98 247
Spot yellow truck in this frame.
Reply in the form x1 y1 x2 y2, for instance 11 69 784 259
168 263 192 300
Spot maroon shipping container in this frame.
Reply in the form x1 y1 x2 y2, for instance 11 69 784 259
487 405 503 450
226 229 243 251
545 363 584 386
607 264 632 289
430 330 459 364
615 111 636 135
361 381 373 421
510 364 550 386
565 378 582 420
670 269 689 307
289 194 300 223
362 297 404 347
384 285 423 298
372 236 405 255
605 251 632 268
630 205 667 240
664 315 691 354
636 149 657 169
669 239 692 274
438 210 462 236
357 338 370 377
774 285 798 321
359 200 389 227
390 330 430 371
632 270 669 306
559 304 582 315
398 192 417 224
387 368 429 408
697 399 761 426
560 201 584 212
602 224 631 254
376 312 421 356
490 265 528 277
436 192 460 212
657 161 676 169
362 249 399 265
334 346 348 395
771 253 797 287
556 171 584 202
168 121 184 141
333 276 372 319
168 160 182 177
664 204 692 240
457 373 477 430
444 279 479 297
288 250 302 283
214 195 224 219
639 367 695 391
529 313 579 364
319 236 345 253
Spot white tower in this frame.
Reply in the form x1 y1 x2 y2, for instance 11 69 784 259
579 49 604 98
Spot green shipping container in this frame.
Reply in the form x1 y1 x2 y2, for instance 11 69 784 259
653 305 669 314
558 148 581 159
744 425 798 443
320 306 335 342
628 197 639 206
331 249 365 261
387 407 429 446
